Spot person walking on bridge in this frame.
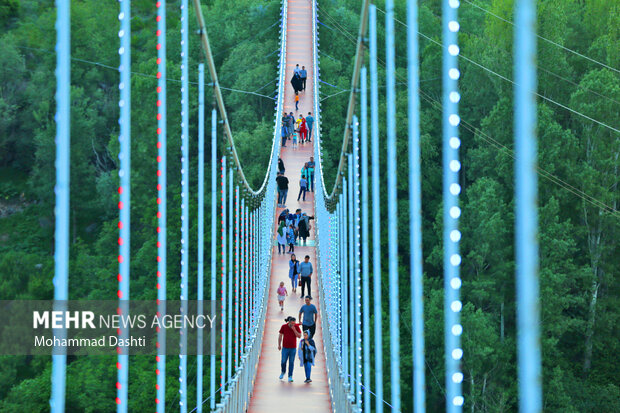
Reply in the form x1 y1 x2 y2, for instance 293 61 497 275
297 175 308 202
307 157 315 192
298 212 314 245
299 255 313 298
286 112 295 138
291 72 302 94
305 112 314 142
281 123 288 147
288 253 300 293
298 330 316 383
298 115 308 143
287 223 297 253
277 282 288 311
278 316 301 382
276 172 289 208
278 208 289 225
298 296 318 338
277 221 287 254
300 65 307 91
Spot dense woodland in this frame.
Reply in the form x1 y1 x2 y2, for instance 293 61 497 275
0 0 617 411
316 0 619 411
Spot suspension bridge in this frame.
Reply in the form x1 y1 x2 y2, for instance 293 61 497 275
49 0 545 412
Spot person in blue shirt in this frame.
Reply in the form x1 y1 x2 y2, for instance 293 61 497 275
305 112 314 142
293 208 303 228
307 157 316 192
300 66 307 91
286 112 295 138
298 296 318 338
298 255 313 298
281 123 288 147
298 176 308 202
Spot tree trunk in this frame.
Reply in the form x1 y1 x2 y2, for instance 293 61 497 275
500 300 504 343
72 208 77 245
482 374 487 413
583 279 599 373
582 135 605 374
470 370 475 413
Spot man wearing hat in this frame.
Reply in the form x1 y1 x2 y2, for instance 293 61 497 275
278 316 301 381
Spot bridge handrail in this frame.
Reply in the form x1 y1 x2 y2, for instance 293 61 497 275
312 1 359 411
314 0 370 205
191 1 287 410
192 0 287 199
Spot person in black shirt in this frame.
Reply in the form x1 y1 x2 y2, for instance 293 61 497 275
298 213 314 245
276 172 289 208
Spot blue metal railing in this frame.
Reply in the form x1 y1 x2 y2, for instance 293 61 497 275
49 0 543 411
210 1 287 411
50 0 70 411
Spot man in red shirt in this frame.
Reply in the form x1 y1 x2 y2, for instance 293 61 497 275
278 316 301 381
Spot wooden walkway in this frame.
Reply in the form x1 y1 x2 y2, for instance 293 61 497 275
248 0 332 411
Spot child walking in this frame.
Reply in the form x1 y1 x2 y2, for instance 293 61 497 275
277 282 288 311
287 223 297 253
292 129 298 149
298 115 308 143
295 93 299 111
298 176 308 202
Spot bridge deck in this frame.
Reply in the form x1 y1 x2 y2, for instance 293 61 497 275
248 0 331 411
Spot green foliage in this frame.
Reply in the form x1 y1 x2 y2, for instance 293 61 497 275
0 0 618 410
315 0 619 411
0 0 280 409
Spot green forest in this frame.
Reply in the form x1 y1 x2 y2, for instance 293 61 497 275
0 0 618 411
0 0 279 410
316 0 619 411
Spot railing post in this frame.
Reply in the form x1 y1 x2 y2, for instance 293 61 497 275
221 157 227 393
179 0 190 410
51 0 70 411
514 0 542 411
210 109 217 411
385 0 401 409
240 201 245 360
116 0 131 410
442 0 464 411
351 121 362 406
235 186 240 370
197 62 205 413
341 188 348 386
360 66 371 413
407 0 426 411
156 1 168 411
347 157 355 399
368 6 383 412
227 169 233 384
